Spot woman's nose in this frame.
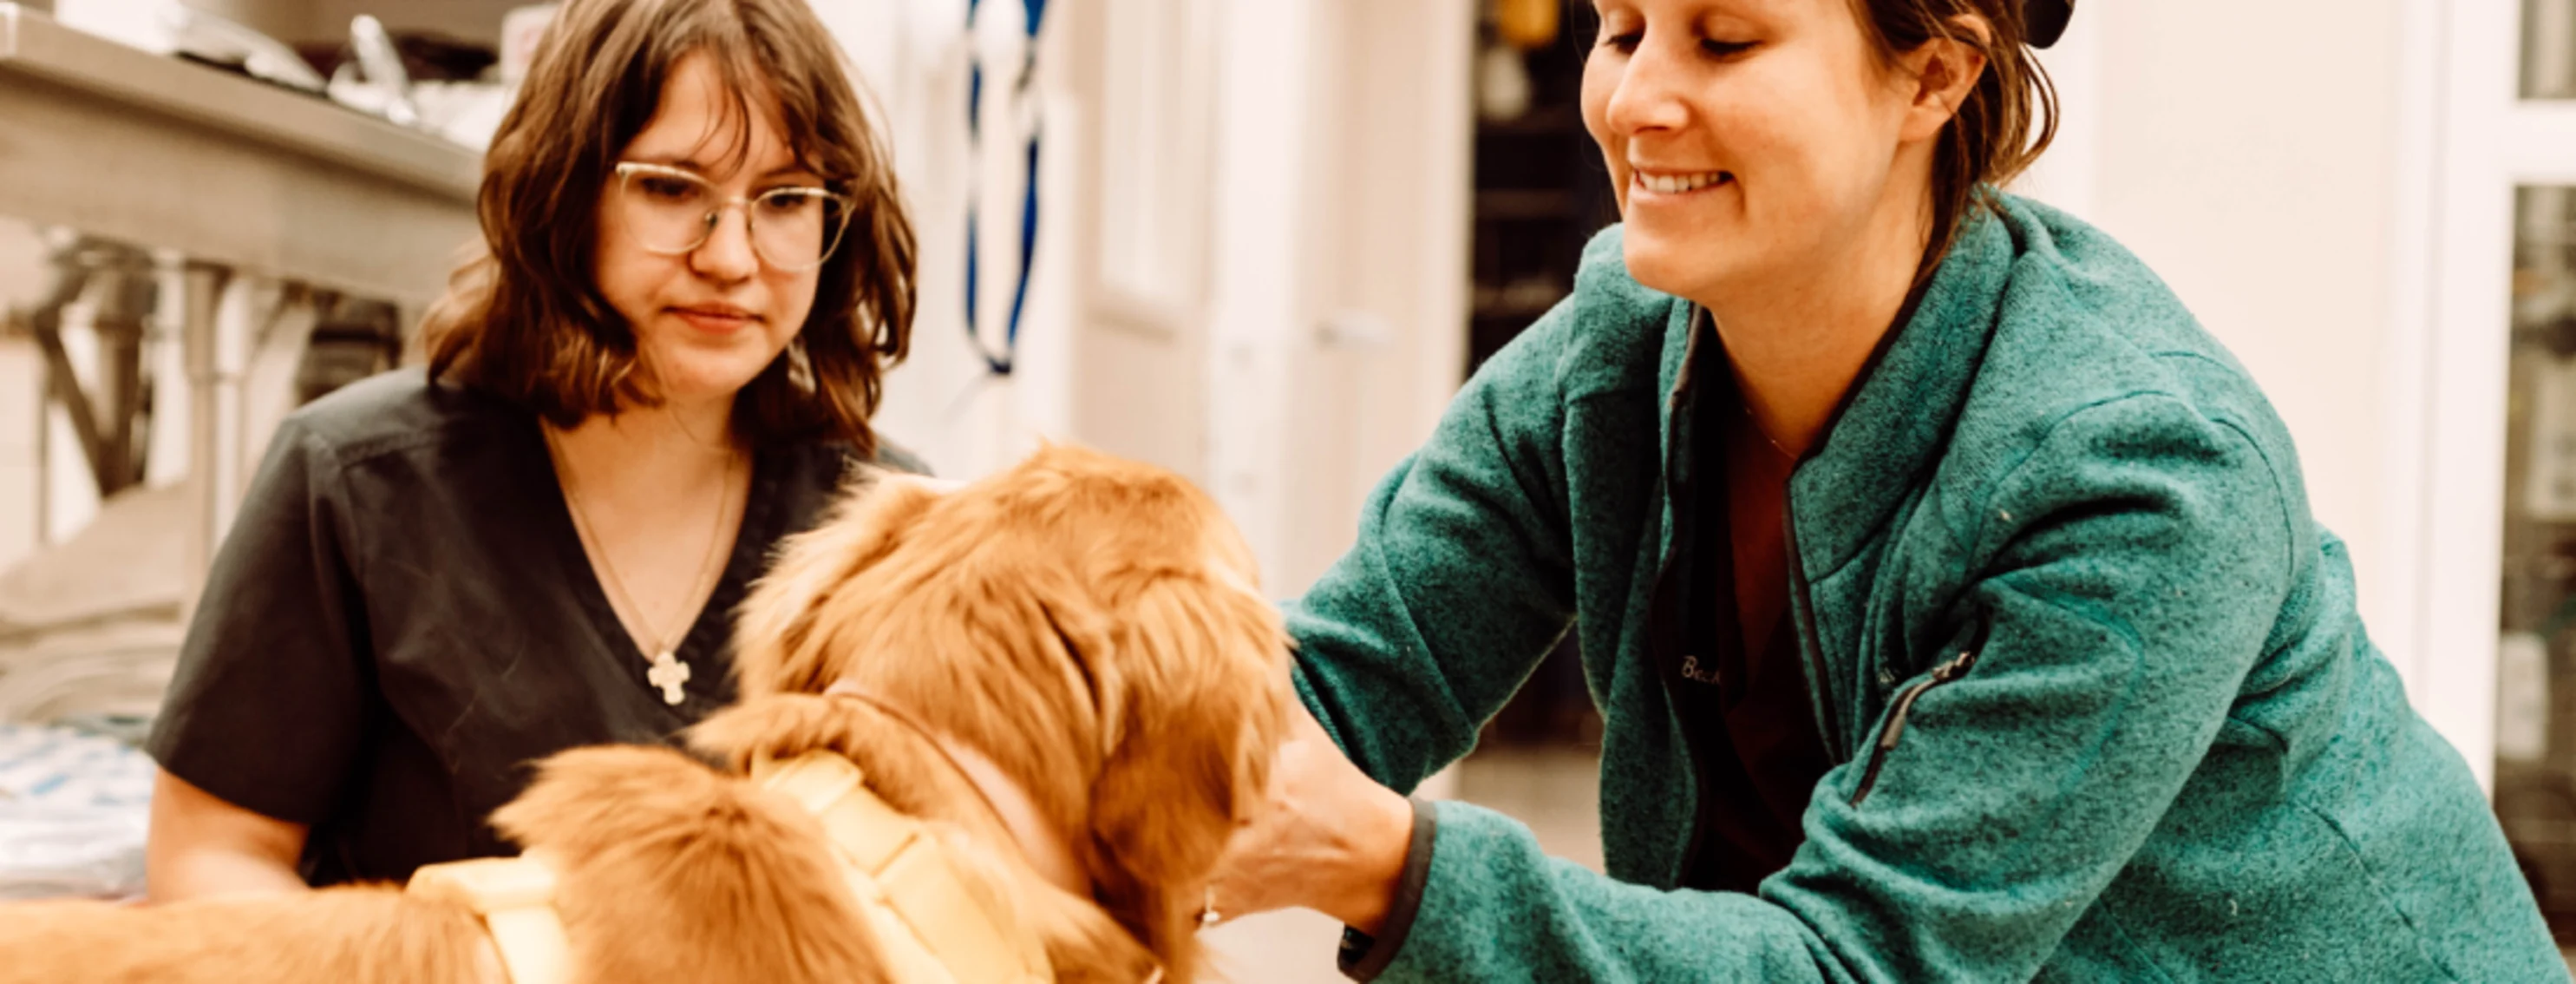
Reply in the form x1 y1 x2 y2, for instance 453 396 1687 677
690 206 760 281
1604 35 1690 136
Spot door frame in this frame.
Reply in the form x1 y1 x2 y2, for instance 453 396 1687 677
2397 0 2576 790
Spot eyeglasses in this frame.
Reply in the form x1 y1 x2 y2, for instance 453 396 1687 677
611 161 855 272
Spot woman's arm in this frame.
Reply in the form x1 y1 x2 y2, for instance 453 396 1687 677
1285 274 1632 794
1246 394 2305 982
145 769 311 902
1215 229 1681 954
145 416 372 899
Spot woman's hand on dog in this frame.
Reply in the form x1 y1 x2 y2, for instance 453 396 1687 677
1206 703 1413 935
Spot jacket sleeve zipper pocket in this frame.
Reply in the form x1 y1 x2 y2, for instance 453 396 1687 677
1848 647 1980 807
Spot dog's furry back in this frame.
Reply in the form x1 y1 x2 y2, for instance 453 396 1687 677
0 446 1290 984
0 889 487 984
722 445 1292 981
0 745 886 984
489 745 892 984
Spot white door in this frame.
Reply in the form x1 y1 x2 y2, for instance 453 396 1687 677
1190 2 1474 981
1201 0 1476 596
825 0 1223 483
2412 0 2576 784
2413 0 2576 924
1051 0 1221 482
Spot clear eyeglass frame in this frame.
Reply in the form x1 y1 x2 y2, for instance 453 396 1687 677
610 161 857 273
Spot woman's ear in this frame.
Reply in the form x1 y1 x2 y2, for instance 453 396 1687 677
1898 14 1992 143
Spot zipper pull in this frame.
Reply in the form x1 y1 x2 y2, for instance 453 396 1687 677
1851 647 1980 806
1878 650 1976 750
1877 683 1929 751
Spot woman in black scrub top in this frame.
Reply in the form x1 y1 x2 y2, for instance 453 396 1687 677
141 0 921 897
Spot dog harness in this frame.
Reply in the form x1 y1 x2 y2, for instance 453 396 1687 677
405 751 1054 984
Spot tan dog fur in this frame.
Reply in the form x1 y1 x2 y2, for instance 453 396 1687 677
709 443 1293 981
0 445 1291 983
0 745 890 984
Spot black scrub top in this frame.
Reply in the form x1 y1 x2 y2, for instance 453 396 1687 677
143 368 922 886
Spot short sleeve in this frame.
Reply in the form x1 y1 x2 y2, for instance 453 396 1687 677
144 418 374 826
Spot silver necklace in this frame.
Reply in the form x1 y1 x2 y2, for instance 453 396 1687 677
1741 402 1798 461
547 428 742 705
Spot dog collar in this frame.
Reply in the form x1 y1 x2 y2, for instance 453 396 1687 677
405 751 1053 984
823 680 1091 896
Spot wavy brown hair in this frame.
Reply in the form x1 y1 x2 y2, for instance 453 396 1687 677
1852 0 2060 268
420 0 914 455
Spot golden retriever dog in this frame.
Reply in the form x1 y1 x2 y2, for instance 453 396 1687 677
0 745 897 983
0 444 1293 984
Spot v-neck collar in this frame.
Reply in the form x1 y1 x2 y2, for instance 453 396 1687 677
527 417 783 716
1657 203 2019 579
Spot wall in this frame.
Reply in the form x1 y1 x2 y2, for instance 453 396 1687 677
1276 0 1475 594
1200 0 1474 595
829 0 1474 604
827 0 1076 482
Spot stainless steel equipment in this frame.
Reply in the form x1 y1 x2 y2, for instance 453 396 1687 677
0 3 479 609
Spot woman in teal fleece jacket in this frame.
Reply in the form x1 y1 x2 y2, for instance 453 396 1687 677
1206 0 2566 981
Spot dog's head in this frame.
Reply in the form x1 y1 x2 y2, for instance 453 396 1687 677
724 443 1291 977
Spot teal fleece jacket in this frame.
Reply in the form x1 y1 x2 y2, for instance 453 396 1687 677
1286 196 2565 981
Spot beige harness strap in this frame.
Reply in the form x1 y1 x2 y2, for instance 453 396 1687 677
755 751 1053 984
405 751 1051 984
405 856 572 984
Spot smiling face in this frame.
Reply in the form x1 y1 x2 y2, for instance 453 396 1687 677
1583 0 1929 305
593 50 823 408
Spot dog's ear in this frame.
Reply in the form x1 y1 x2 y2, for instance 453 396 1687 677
1078 566 1291 980
736 476 945 697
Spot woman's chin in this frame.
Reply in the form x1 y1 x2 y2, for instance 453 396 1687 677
646 354 778 407
1620 239 1735 305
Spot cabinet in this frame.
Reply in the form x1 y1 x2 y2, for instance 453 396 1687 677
1468 1 1616 746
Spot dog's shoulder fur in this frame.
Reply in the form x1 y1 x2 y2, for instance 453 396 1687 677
721 444 1293 983
491 744 892 984
692 692 1161 984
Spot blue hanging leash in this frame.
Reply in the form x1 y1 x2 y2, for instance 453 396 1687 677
964 0 1046 377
